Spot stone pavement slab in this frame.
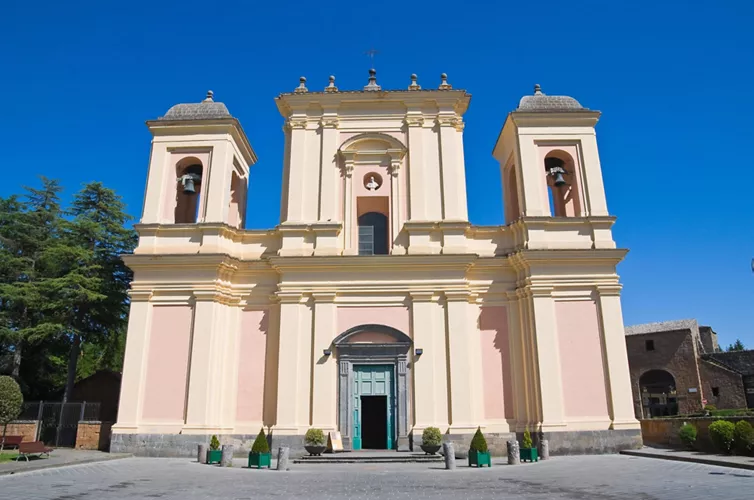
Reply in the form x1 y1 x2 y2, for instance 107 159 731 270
0 448 132 476
0 454 752 499
621 446 754 471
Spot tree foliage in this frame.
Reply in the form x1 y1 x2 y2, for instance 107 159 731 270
251 428 270 454
727 339 746 352
0 178 136 401
469 427 488 453
0 375 23 448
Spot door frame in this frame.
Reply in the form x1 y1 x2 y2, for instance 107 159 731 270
353 364 395 450
333 324 411 451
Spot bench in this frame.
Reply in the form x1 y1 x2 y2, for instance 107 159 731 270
15 441 53 461
0 436 23 449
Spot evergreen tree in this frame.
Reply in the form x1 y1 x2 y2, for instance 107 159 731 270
727 339 746 352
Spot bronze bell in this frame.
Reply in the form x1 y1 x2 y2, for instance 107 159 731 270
552 171 567 187
545 157 568 187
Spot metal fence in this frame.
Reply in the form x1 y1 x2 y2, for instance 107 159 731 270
18 401 101 447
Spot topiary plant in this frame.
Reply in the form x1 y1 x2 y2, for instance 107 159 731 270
251 428 270 454
733 420 754 455
209 435 220 451
305 428 326 446
0 376 23 450
522 429 533 449
469 427 488 453
679 423 697 449
705 404 717 412
422 427 442 447
709 420 735 454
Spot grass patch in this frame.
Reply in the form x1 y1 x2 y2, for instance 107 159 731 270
0 451 19 463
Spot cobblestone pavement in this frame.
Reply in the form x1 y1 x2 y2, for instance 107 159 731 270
0 454 752 499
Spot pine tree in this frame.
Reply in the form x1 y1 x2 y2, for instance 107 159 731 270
727 339 746 352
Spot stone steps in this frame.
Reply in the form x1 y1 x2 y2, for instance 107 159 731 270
294 452 443 464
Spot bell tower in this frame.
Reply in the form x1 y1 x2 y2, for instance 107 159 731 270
140 91 257 228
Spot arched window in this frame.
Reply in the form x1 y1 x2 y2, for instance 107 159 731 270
639 370 678 417
358 212 388 255
544 151 581 217
175 159 203 223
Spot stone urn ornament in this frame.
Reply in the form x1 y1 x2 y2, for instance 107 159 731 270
420 427 442 455
304 428 327 456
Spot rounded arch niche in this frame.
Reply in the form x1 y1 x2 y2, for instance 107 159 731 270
333 324 411 451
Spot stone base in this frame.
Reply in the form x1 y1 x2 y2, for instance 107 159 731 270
112 428 643 458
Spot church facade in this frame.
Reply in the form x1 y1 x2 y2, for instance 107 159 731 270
111 71 641 456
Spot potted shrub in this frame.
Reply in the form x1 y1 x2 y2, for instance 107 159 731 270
468 427 491 467
733 420 754 456
709 420 735 454
207 435 222 464
248 428 272 469
520 429 538 462
420 427 442 455
678 423 697 450
305 428 326 456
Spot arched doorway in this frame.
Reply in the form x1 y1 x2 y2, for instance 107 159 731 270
333 324 411 451
640 370 679 417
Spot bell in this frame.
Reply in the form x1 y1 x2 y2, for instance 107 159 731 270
181 176 196 194
553 172 567 187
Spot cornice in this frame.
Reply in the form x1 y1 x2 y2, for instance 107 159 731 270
146 119 257 165
269 254 477 272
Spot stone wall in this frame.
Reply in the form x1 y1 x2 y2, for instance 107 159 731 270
641 417 754 452
625 328 703 417
3 421 38 442
75 421 113 451
699 360 746 410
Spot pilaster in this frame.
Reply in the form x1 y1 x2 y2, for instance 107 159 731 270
596 285 640 429
284 118 308 222
410 292 448 428
311 293 337 430
319 115 340 222
388 155 406 255
437 115 468 221
405 114 426 221
341 154 357 255
113 292 152 432
274 293 313 433
445 291 483 432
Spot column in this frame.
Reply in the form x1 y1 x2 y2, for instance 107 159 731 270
405 115 426 220
284 119 308 222
113 292 152 431
311 293 337 429
341 155 356 255
274 294 312 433
410 293 445 427
445 292 483 431
184 293 220 431
319 117 340 221
388 157 404 254
437 116 468 221
596 286 640 429
528 289 566 429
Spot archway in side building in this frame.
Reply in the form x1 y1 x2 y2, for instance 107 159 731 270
333 324 411 451
639 369 679 417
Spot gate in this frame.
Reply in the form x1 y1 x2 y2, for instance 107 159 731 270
22 401 101 447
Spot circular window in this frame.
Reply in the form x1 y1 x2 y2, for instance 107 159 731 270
363 172 383 192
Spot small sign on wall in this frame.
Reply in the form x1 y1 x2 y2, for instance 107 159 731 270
688 388 698 393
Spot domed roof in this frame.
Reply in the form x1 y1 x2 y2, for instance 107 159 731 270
517 85 586 112
158 91 232 121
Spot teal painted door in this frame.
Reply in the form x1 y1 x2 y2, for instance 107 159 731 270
353 365 394 450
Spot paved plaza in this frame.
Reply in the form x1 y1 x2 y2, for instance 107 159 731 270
0 454 752 499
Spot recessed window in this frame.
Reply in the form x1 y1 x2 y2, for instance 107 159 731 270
645 340 655 351
712 387 720 397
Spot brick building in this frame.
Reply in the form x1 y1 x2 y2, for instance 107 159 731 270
625 320 753 418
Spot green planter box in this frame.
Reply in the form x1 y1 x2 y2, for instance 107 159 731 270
207 449 222 464
468 450 492 468
248 452 271 469
521 447 538 462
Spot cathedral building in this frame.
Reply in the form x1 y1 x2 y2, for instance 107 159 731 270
111 71 641 456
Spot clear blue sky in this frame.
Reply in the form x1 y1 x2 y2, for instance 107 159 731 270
2 1 752 348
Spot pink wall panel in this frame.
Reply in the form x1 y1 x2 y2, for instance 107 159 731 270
236 309 269 422
337 306 410 335
556 300 609 419
479 306 513 420
141 305 193 421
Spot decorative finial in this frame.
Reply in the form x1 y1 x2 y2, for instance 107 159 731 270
203 90 214 102
295 76 308 93
409 73 421 91
364 68 381 91
325 75 338 93
438 73 452 90
534 84 543 95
